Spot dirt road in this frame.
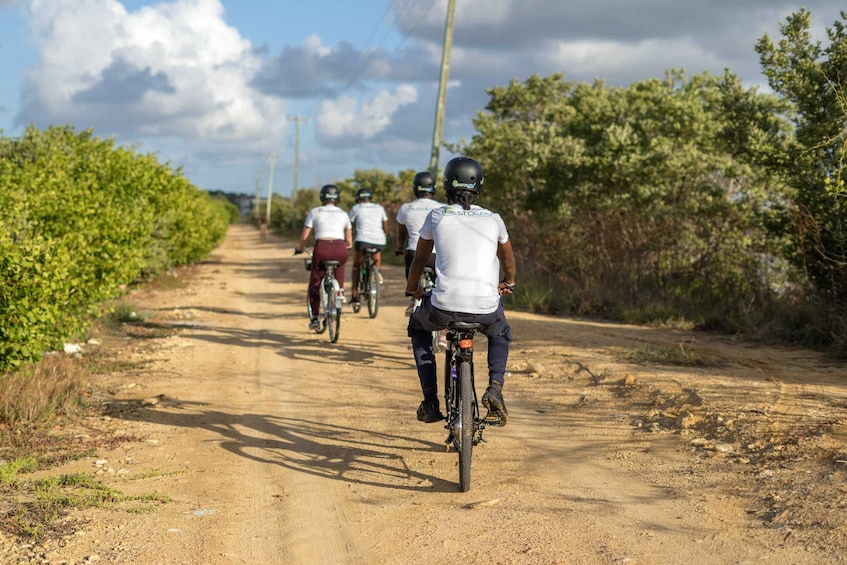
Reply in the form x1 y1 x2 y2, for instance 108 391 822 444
9 224 847 564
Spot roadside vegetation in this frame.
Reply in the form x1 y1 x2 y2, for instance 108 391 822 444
261 9 847 357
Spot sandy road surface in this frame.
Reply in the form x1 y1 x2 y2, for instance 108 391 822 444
8 224 847 565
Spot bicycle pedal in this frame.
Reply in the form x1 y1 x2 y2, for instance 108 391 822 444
483 414 502 425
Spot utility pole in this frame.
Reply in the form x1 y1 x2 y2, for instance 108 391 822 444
253 171 262 219
428 0 456 176
266 154 276 225
289 115 308 230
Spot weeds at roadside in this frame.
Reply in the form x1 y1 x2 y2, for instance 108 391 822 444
0 461 170 540
619 343 717 367
0 295 175 544
0 355 85 428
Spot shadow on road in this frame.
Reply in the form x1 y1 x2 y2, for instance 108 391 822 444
105 399 458 492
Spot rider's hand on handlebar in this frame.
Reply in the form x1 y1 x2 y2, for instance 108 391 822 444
394 248 405 256
405 288 424 299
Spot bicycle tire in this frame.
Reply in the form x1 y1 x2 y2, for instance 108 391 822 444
326 278 340 343
458 361 474 492
367 263 379 318
351 276 362 314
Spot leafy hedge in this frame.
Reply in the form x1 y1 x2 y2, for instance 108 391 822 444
0 125 230 370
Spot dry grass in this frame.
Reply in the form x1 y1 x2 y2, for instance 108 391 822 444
0 354 85 427
619 342 719 367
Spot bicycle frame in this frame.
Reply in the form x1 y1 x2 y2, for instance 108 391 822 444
356 247 380 318
442 322 500 491
306 254 342 343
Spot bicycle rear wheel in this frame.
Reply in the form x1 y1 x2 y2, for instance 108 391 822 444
351 276 362 313
457 361 474 492
325 278 340 343
367 263 379 318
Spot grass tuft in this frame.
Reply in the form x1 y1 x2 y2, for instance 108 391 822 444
0 355 85 427
620 343 716 367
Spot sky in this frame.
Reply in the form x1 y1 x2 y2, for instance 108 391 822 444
0 0 844 198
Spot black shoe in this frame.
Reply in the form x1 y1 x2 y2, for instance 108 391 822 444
482 385 508 426
416 399 444 423
309 318 320 331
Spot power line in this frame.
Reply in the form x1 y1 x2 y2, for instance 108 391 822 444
301 0 439 120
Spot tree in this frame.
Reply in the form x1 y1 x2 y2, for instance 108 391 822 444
460 71 792 324
756 8 847 310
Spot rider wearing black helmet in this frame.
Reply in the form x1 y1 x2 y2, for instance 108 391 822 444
395 171 444 315
295 184 353 331
348 187 389 306
405 157 516 425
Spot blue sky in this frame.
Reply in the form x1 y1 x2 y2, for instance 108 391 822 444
0 0 844 197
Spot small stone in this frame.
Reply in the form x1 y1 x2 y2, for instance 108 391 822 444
714 443 734 453
675 409 700 429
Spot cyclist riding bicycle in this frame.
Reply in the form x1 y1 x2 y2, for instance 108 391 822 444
295 184 353 331
405 157 516 426
348 187 388 307
396 171 444 315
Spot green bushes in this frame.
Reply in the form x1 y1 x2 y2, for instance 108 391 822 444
0 125 229 370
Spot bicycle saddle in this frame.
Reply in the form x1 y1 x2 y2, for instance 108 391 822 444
320 260 342 268
447 321 483 331
362 247 380 254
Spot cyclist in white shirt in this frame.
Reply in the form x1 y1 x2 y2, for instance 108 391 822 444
405 157 516 425
395 171 444 315
294 184 353 331
348 188 388 306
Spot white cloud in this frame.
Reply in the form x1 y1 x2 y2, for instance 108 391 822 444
542 38 726 81
21 0 287 150
316 84 418 141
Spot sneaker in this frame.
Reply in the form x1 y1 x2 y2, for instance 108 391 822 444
481 385 508 426
349 296 359 305
436 334 448 351
309 318 320 331
416 398 444 423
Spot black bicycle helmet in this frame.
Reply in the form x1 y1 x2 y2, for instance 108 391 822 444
412 171 436 197
355 188 372 203
443 157 483 193
320 184 340 203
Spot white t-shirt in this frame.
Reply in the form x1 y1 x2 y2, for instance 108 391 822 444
420 204 509 314
348 202 388 245
304 204 351 240
396 198 443 251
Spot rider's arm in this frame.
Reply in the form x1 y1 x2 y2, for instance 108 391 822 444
406 237 434 296
345 227 353 250
296 226 312 253
497 240 517 294
396 223 408 254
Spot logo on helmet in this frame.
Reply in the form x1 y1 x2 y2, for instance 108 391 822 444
450 179 481 189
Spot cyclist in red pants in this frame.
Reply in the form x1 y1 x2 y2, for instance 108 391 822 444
294 184 353 330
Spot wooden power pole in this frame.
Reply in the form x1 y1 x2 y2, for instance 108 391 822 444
428 0 456 176
289 115 308 230
265 154 276 224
